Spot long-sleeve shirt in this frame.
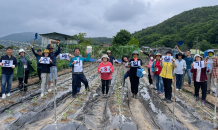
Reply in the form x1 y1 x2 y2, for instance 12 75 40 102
38 60 53 73
69 54 90 73
109 55 115 65
145 60 153 76
46 44 61 66
0 55 17 75
174 59 186 74
114 60 129 72
32 48 42 68
98 62 114 80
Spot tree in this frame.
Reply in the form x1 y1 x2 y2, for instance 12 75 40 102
73 33 93 45
0 44 5 49
127 37 139 47
199 40 213 52
112 29 131 46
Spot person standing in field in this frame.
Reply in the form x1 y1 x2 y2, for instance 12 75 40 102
174 53 186 91
46 40 61 92
152 53 164 95
107 50 115 65
17 48 35 92
145 54 155 88
128 51 143 99
0 47 17 99
159 51 177 103
38 49 52 97
31 46 43 82
69 48 91 98
191 54 209 106
175 46 193 87
98 54 114 97
114 55 130 83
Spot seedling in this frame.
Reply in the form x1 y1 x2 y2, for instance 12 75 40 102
6 110 12 117
63 112 68 119
22 104 26 108
32 96 37 104
67 102 71 108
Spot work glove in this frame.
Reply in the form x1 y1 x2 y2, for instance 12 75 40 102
0 62 2 66
11 65 15 69
31 46 33 48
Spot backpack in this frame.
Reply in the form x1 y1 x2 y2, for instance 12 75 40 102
137 67 144 78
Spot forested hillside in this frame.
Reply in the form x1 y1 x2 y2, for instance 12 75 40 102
132 5 218 51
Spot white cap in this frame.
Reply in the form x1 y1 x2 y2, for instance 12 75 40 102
19 48 25 54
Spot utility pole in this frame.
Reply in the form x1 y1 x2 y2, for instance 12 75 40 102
195 37 198 55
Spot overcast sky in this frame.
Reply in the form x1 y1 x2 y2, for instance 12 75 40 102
0 0 217 38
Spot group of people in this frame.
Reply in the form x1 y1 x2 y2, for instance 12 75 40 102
1 43 217 107
145 45 218 106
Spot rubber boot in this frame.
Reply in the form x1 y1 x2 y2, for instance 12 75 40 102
24 83 28 92
18 83 23 91
135 93 138 99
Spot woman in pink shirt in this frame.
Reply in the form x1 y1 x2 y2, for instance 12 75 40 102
98 54 114 97
145 54 155 87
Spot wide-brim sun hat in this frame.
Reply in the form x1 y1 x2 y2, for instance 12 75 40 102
132 51 139 56
107 50 111 53
19 48 25 55
176 53 185 59
207 49 214 56
155 53 162 58
101 54 110 61
49 45 54 49
194 54 203 61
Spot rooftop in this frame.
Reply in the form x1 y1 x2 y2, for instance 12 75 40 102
39 32 79 41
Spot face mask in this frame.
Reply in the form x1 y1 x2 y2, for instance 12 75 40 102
150 57 154 60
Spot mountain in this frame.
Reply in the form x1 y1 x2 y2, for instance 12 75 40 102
132 5 218 51
0 32 42 45
85 37 113 45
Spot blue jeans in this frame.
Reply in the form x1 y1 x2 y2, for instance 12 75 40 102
183 69 191 84
49 66 57 81
1 74 13 94
124 72 129 82
176 74 183 89
72 74 89 96
154 74 164 93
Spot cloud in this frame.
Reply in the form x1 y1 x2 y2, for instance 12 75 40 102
0 0 217 38
104 0 150 22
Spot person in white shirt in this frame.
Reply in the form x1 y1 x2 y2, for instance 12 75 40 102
174 53 186 91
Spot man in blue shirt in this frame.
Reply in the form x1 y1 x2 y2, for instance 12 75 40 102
31 47 43 82
176 46 193 87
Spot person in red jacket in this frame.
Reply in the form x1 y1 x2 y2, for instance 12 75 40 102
98 54 114 97
191 54 209 106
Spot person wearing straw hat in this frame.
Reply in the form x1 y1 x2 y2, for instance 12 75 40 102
17 48 35 92
0 47 17 99
38 49 52 97
69 48 91 98
46 40 61 92
152 53 164 95
191 54 209 106
98 54 114 97
174 53 186 91
128 50 143 99
107 50 115 65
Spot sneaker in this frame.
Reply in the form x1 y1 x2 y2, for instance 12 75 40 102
41 93 44 97
132 93 135 98
2 94 6 99
206 90 210 94
163 98 168 101
135 94 138 99
150 84 153 88
48 89 52 92
159 92 163 96
212 92 216 97
7 93 10 97
189 84 191 87
167 100 172 103
196 97 199 101
176 89 179 91
201 100 205 107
